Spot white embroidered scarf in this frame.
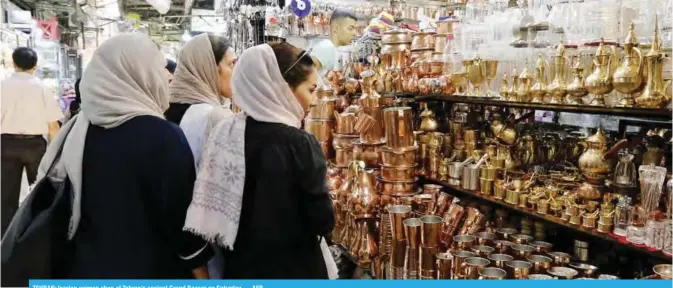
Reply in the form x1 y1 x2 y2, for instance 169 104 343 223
183 44 338 279
37 33 170 239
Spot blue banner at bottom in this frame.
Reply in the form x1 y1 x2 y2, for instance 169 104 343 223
29 279 673 288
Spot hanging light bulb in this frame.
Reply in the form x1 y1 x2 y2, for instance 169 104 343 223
181 30 192 42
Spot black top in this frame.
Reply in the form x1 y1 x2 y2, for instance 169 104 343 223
221 117 334 279
65 115 212 278
164 103 192 125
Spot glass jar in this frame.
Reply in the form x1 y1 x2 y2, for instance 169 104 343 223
645 218 666 250
613 196 633 237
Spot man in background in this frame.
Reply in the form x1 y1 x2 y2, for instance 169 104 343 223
166 58 177 83
311 9 358 78
1 47 63 236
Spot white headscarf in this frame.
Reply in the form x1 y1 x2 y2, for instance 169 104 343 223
170 33 222 106
37 33 170 239
183 44 337 279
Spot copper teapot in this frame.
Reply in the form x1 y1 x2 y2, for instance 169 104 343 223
577 128 629 185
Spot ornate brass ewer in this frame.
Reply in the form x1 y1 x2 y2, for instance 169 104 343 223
585 39 615 106
530 55 548 103
567 56 589 104
547 42 569 104
517 60 533 102
613 23 645 107
577 128 629 185
507 68 520 102
635 19 672 108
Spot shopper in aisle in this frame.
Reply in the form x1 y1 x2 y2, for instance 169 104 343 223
165 34 236 166
36 33 212 279
311 9 358 78
184 42 337 279
166 59 177 83
0 47 63 236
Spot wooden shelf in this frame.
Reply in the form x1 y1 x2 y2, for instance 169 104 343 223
412 95 672 121
420 176 673 262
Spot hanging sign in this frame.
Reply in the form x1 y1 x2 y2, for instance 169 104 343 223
289 0 311 18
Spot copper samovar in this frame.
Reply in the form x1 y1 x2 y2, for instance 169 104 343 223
547 42 569 104
635 19 672 108
585 39 616 106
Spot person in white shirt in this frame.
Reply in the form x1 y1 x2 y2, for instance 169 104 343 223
310 9 358 77
1 47 63 236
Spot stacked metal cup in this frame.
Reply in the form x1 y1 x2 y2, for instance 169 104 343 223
420 215 443 279
333 107 360 169
378 106 418 196
305 85 337 158
388 205 412 279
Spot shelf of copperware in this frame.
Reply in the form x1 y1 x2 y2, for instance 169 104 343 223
414 95 673 121
420 176 673 262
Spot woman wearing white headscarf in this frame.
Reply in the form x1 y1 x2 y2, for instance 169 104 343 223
165 34 236 166
183 42 337 279
37 33 211 278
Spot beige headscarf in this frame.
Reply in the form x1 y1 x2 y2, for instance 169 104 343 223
38 33 170 239
170 33 223 106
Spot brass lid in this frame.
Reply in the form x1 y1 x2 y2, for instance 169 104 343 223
595 39 611 56
586 127 608 143
624 23 638 46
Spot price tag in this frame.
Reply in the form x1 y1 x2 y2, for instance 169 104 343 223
289 0 311 18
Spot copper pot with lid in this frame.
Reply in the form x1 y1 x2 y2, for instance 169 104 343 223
411 31 436 50
382 28 412 44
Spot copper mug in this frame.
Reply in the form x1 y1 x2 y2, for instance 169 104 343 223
569 262 599 278
547 251 572 266
383 106 415 149
511 244 535 260
530 241 553 254
462 257 491 279
509 234 534 244
488 253 513 269
479 267 507 280
505 260 533 279
474 231 497 246
452 235 476 251
388 205 412 241
450 250 477 279
435 252 453 279
496 228 518 240
420 246 441 279
471 245 495 258
547 266 579 279
493 240 514 254
420 215 443 247
528 255 553 274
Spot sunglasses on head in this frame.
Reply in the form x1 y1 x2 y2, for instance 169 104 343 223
283 47 314 76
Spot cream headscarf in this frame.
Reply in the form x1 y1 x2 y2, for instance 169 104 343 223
170 33 223 106
37 33 170 239
184 44 337 279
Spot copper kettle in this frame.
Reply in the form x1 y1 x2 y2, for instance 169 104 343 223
577 128 629 185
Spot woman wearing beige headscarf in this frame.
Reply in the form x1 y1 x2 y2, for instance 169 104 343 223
37 33 211 279
165 34 237 165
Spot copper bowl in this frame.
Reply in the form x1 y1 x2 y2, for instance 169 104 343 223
569 263 599 278
353 141 383 168
381 165 417 181
509 234 534 244
493 240 514 254
304 118 333 142
382 29 412 44
488 253 513 269
530 241 553 254
308 97 337 119
332 133 359 149
376 176 418 195
511 244 535 260
496 228 518 240
381 42 412 55
474 231 497 246
381 145 417 167
547 266 579 279
547 251 571 266
528 255 553 274
334 147 354 167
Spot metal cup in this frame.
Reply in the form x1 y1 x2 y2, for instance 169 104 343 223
450 250 477 279
403 218 422 248
528 274 554 279
547 251 572 266
509 233 534 244
452 234 477 251
528 255 553 274
388 205 412 241
479 267 507 280
474 231 497 246
496 228 518 240
511 244 535 260
548 266 579 279
530 241 553 254
463 257 491 279
471 245 495 258
420 246 440 279
383 106 414 149
420 215 443 247
488 253 514 269
506 260 533 279
435 252 453 279
493 240 514 254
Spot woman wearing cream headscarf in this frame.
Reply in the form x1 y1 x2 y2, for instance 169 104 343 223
37 33 212 278
165 34 236 165
183 42 337 279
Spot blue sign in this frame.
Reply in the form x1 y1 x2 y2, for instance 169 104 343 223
28 279 673 288
289 0 311 18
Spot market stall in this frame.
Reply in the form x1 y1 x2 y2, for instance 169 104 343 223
300 0 673 280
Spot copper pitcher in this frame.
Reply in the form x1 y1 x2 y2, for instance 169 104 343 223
359 71 385 144
635 19 672 108
613 23 645 107
349 161 381 219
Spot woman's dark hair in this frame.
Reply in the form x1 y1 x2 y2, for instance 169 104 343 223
271 42 315 88
165 59 177 74
208 35 232 64
12 47 38 70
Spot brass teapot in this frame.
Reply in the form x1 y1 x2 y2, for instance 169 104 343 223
530 55 548 103
613 23 644 107
547 42 569 104
419 103 439 132
507 68 520 102
577 128 629 185
585 39 616 106
635 19 672 108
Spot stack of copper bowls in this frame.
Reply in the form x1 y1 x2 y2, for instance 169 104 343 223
305 85 337 158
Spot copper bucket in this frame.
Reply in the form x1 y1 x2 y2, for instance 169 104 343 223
388 205 412 241
383 106 414 149
420 215 443 247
